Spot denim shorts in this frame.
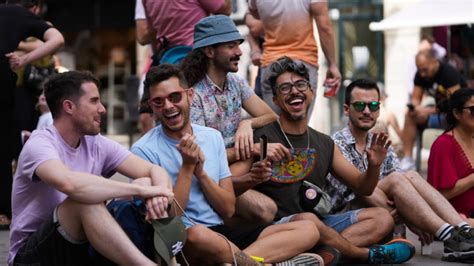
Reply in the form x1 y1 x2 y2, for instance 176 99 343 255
275 209 361 233
322 209 361 233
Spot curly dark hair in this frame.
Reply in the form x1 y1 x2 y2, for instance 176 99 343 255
44 71 100 118
144 64 188 96
446 88 474 131
180 48 209 87
268 56 310 95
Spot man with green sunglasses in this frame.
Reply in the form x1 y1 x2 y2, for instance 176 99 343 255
326 79 474 263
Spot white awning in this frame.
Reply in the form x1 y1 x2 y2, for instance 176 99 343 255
369 0 474 31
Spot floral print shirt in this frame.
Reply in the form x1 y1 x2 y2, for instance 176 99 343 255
326 126 401 213
190 73 254 148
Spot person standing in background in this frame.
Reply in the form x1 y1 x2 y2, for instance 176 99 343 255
244 12 265 98
134 0 156 135
0 0 64 230
248 0 341 116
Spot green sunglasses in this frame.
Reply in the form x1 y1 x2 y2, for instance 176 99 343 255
351 101 381 112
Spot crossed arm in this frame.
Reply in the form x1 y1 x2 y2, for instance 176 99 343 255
439 173 474 200
227 95 278 162
35 154 173 218
6 27 64 71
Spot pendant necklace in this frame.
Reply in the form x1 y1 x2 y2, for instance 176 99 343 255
274 120 311 181
276 120 310 150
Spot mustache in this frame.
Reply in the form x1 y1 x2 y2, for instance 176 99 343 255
230 56 240 61
359 114 373 120
287 94 306 101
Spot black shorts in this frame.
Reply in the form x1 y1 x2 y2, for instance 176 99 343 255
209 224 268 250
13 209 91 266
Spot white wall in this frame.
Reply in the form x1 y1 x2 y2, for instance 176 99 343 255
383 0 421 127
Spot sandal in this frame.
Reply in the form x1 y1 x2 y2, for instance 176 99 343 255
0 214 11 230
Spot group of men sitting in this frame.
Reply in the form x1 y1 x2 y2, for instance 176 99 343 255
9 15 474 266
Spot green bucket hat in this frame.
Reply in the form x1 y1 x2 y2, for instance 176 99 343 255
151 217 187 265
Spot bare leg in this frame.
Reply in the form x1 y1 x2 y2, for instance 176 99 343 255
184 224 244 265
403 171 464 225
341 207 394 247
227 189 277 226
291 212 370 261
184 222 318 265
378 172 445 234
58 198 155 265
244 220 319 263
468 219 474 227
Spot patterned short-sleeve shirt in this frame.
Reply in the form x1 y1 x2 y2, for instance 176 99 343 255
326 126 401 213
190 73 254 148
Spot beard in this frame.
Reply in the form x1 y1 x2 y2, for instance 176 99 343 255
281 108 306 121
213 55 240 73
74 117 101 136
159 107 189 133
279 99 311 121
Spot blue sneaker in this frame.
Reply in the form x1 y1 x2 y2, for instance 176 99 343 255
368 239 415 264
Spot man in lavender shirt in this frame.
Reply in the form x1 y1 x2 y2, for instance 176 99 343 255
9 71 174 266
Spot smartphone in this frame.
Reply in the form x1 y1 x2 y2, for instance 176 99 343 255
407 103 415 111
259 135 267 161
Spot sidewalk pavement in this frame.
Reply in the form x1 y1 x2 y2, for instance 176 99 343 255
1 230 7 266
1 228 470 265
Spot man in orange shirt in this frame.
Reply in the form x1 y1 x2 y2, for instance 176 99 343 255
248 0 341 115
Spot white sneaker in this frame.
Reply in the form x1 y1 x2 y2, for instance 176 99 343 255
400 157 416 171
275 253 324 266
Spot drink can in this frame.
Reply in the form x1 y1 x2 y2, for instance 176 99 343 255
323 84 337 98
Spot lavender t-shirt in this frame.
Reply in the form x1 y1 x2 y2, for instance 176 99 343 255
8 126 130 265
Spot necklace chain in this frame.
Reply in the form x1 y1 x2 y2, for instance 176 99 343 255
276 120 310 150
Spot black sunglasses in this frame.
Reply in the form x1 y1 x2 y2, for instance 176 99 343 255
148 91 185 108
351 101 381 112
461 105 474 116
